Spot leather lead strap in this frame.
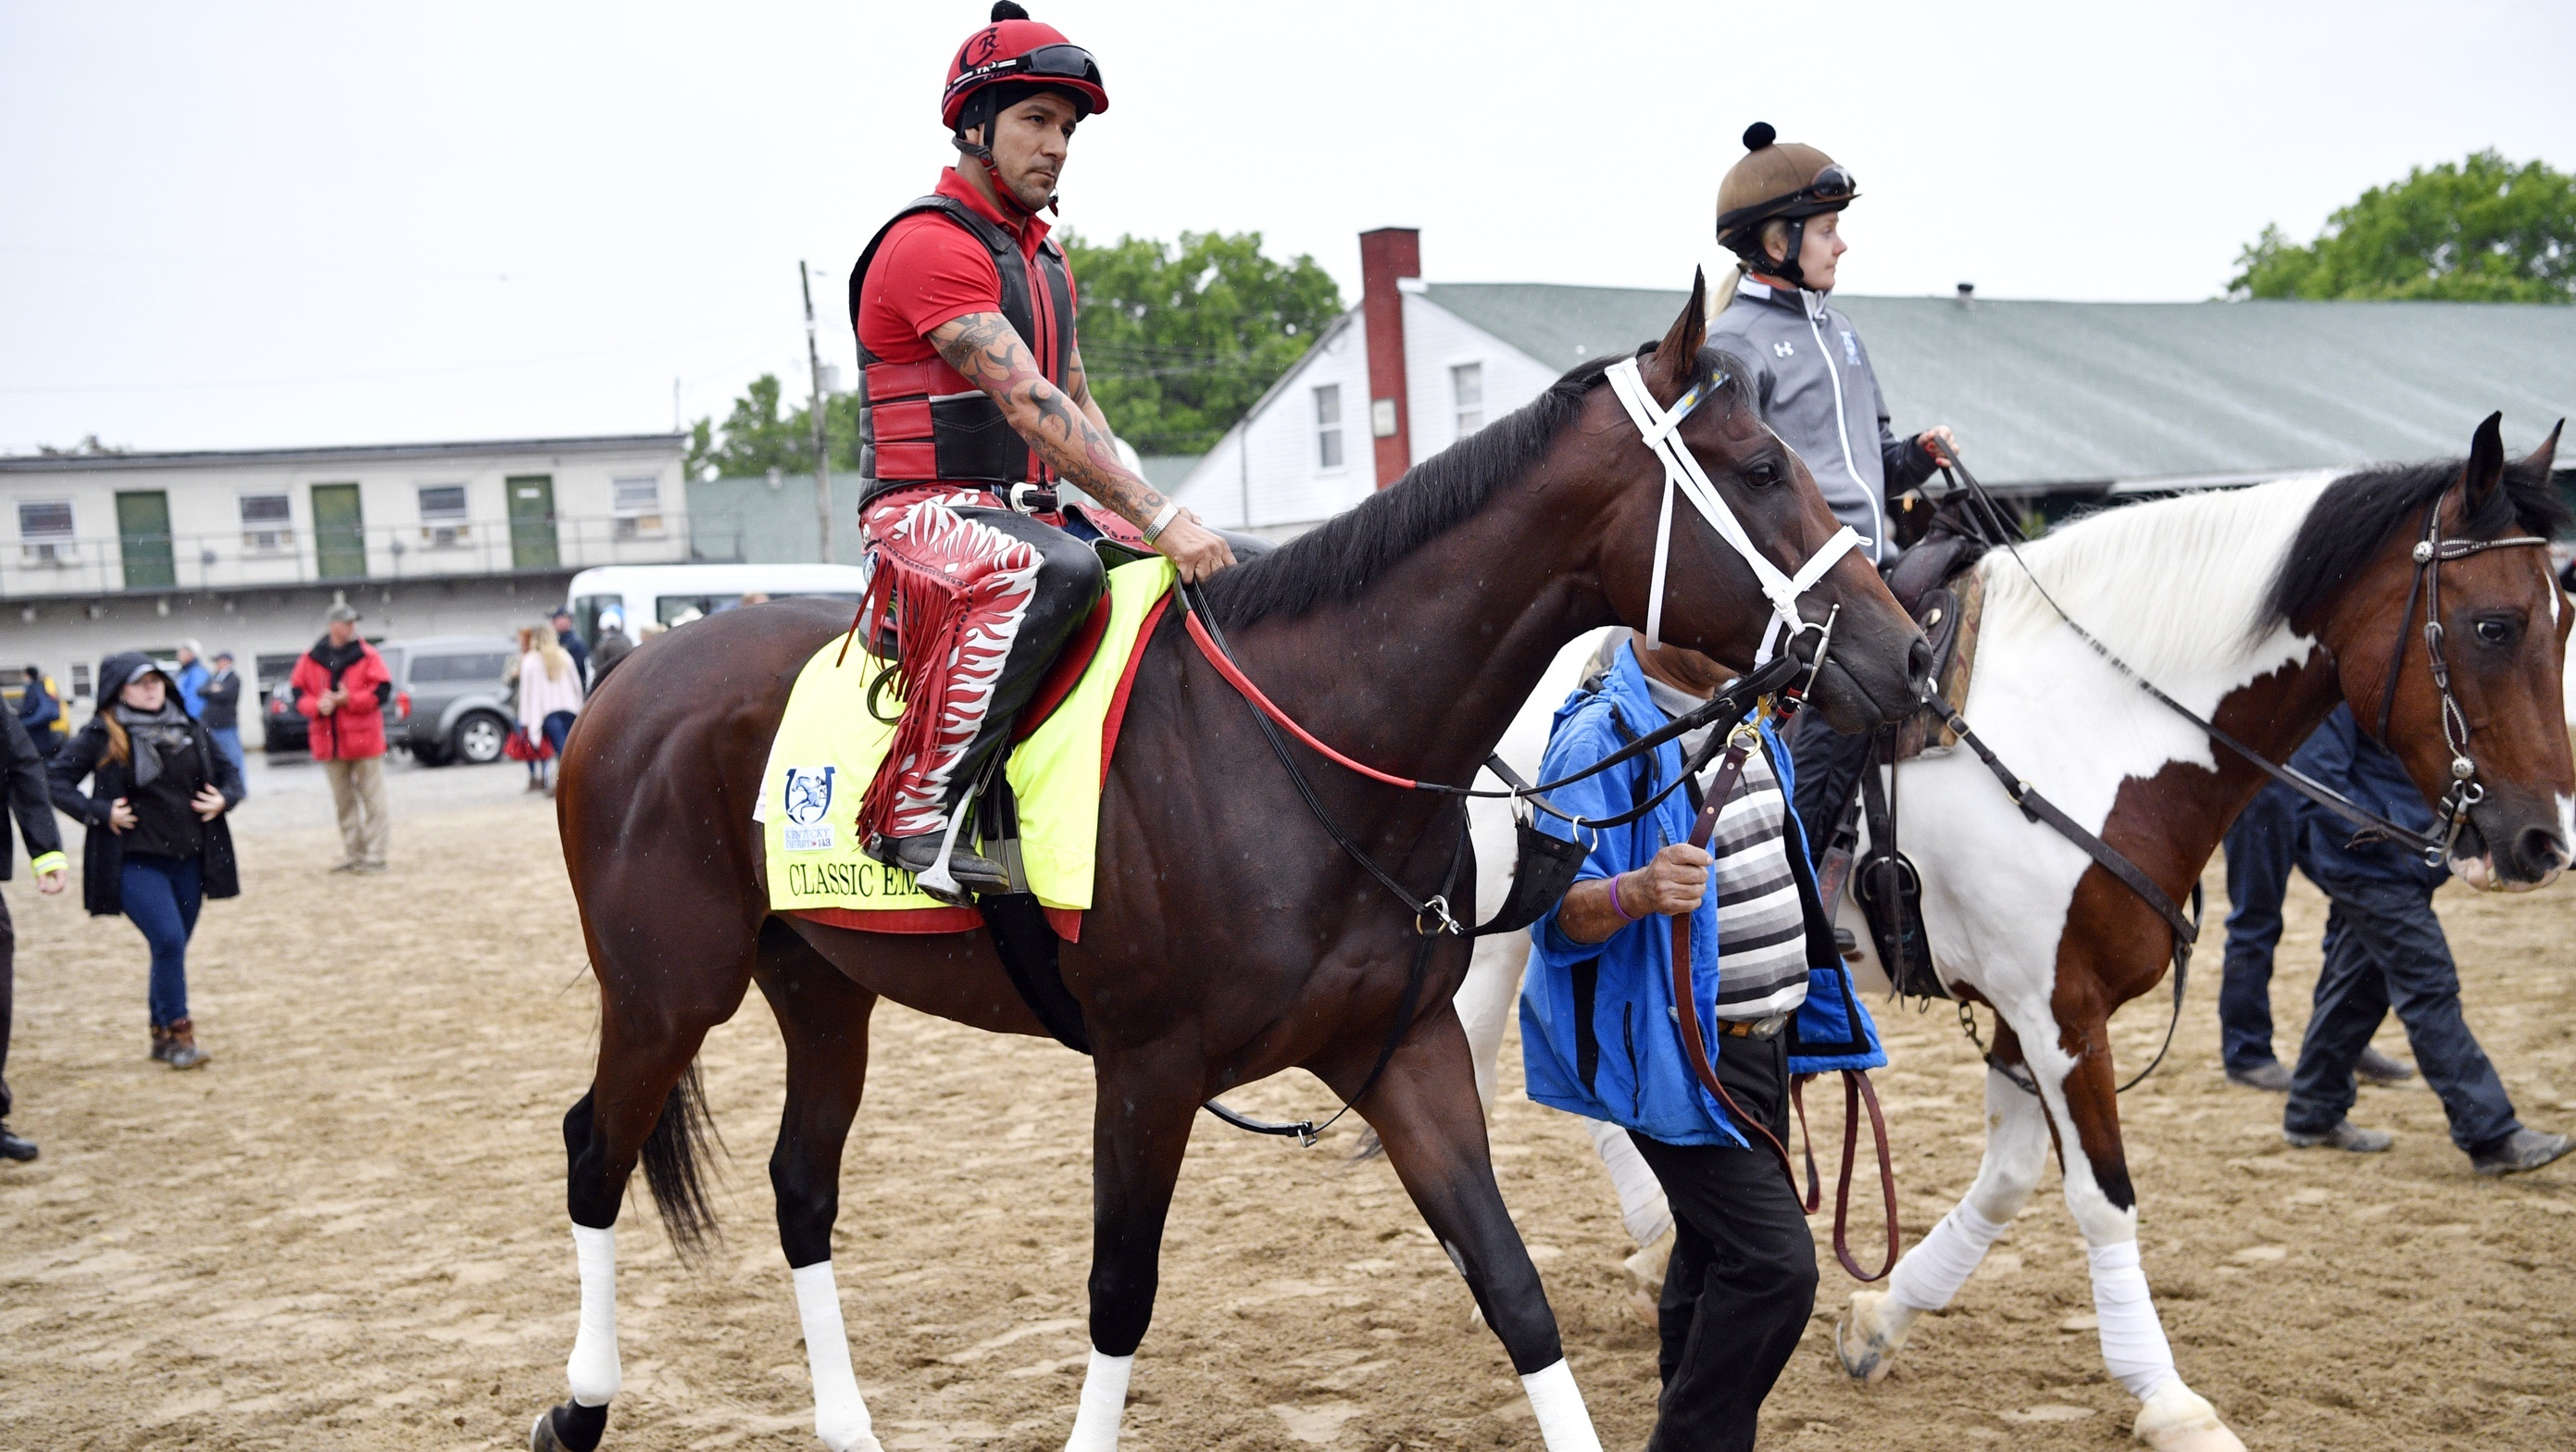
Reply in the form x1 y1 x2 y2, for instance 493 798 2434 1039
1664 730 1899 1280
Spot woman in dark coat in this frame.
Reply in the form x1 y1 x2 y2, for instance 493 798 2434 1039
47 653 244 1069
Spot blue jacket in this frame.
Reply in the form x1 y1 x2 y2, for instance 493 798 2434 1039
175 659 209 720
17 679 57 733
2293 705 2446 891
1519 644 1885 1147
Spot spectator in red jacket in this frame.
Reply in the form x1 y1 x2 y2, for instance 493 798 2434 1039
288 604 393 874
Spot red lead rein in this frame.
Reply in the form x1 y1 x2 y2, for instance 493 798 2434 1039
1182 602 1422 791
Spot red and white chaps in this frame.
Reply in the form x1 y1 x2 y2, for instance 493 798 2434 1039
855 484 1105 844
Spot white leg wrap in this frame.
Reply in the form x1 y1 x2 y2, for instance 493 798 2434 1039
1886 1200 2008 1314
1062 1348 1132 1452
794 1261 880 1452
567 1224 622 1406
2087 1241 2180 1403
1519 1359 1604 1452
1585 1120 1673 1250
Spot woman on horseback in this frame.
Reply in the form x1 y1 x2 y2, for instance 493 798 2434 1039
847 1 1241 903
1708 123 1958 847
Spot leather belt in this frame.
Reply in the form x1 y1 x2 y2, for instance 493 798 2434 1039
1716 1011 1791 1040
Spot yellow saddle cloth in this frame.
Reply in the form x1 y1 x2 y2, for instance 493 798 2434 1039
757 557 1174 933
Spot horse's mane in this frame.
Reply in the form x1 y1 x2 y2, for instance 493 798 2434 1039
2260 453 2570 629
1979 450 2570 681
1197 346 1753 627
1979 474 2342 682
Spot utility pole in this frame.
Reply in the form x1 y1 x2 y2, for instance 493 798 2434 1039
800 260 833 563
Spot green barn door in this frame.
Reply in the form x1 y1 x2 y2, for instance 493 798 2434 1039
115 490 176 589
507 474 558 569
311 482 368 579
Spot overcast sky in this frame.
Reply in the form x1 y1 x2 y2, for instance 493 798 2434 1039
5 0 2570 456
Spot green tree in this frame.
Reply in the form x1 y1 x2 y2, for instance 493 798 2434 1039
1060 230 1344 455
685 373 864 481
2231 150 2576 303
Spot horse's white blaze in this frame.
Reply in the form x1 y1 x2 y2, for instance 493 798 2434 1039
793 1261 881 1452
1519 1359 1607 1452
1061 1349 1132 1452
567 1223 622 1406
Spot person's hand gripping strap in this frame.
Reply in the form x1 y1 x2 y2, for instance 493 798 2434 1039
1603 356 1861 663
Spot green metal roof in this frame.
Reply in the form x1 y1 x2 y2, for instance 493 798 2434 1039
1420 283 2576 489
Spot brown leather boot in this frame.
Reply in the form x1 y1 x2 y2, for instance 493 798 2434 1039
163 1019 210 1070
150 1022 171 1062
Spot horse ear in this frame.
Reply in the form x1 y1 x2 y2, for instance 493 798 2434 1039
2465 411 2506 506
1648 269 1709 400
2518 419 2564 479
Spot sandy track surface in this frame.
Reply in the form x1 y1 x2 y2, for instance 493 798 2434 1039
2 752 2570 1450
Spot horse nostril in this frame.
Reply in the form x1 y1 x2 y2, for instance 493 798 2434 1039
1906 635 1936 693
2513 826 2566 877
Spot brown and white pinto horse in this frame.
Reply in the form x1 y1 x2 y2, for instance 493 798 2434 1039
528 282 1931 1452
1823 419 2570 1450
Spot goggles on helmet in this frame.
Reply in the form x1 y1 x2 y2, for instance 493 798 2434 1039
1716 162 1861 245
944 43 1104 114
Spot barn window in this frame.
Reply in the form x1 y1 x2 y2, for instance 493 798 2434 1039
1314 384 1344 469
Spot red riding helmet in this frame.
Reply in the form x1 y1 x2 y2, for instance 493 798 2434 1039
941 3 1109 131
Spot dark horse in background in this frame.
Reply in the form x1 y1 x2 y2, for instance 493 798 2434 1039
527 280 1932 1452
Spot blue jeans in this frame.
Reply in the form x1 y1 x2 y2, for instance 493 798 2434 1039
207 727 246 797
122 854 204 1027
2283 871 2520 1154
2217 780 2301 1071
542 709 576 757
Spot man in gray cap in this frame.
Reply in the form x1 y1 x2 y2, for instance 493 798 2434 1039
286 604 394 872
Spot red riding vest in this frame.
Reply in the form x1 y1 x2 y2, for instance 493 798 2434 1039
850 194 1077 505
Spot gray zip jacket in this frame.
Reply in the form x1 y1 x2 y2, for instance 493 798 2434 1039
1707 279 1937 564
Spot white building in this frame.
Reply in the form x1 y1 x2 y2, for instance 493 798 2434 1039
1175 227 2576 537
2 433 691 719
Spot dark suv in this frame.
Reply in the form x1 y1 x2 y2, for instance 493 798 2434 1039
382 637 519 765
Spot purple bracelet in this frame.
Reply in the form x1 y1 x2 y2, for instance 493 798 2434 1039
1608 872 1644 921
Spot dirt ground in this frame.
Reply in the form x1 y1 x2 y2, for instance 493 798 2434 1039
2 750 2570 1452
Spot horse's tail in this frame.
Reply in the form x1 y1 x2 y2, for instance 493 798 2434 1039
641 1060 724 1258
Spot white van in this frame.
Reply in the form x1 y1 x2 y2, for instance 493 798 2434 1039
564 563 869 645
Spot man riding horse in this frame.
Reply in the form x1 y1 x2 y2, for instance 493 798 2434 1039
849 2 1240 902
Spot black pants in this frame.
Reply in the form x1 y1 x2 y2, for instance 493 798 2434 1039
1630 1030 1818 1452
0 888 15 1122
1783 708 1874 856
2283 871 2520 1154
2217 779 2301 1071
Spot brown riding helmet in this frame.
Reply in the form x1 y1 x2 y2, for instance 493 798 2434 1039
1716 122 1858 282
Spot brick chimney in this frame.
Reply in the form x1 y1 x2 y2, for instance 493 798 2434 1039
1358 227 1419 489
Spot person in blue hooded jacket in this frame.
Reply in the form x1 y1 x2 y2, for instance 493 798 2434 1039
1519 633 1883 1452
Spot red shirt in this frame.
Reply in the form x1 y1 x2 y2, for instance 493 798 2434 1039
857 169 1074 379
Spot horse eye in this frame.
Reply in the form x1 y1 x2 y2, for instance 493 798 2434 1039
2474 618 2515 646
1743 460 1782 489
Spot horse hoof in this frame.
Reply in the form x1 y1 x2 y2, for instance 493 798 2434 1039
531 1402 608 1452
1835 1290 1910 1384
2133 1383 2245 1452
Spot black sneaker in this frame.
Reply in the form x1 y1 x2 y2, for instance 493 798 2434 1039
867 832 1011 905
2470 1129 2572 1177
0 1125 36 1163
2355 1046 2417 1086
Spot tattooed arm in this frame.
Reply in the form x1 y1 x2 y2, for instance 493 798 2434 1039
929 312 1235 581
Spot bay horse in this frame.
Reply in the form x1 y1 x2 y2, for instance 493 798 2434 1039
1455 418 2570 1451
529 279 1932 1452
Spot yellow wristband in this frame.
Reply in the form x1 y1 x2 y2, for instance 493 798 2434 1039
29 851 66 877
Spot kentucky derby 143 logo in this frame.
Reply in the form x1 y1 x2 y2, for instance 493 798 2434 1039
782 766 836 851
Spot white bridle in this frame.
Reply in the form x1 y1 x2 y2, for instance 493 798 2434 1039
1604 355 1864 664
